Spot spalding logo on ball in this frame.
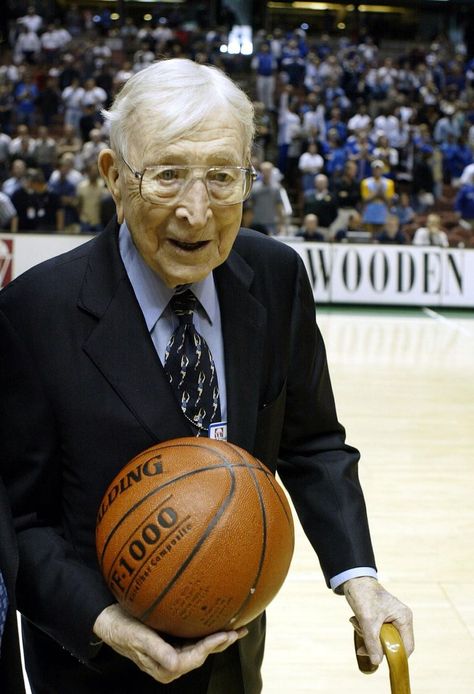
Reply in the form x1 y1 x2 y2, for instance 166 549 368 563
96 437 294 638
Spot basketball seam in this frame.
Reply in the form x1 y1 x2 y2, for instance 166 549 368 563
221 444 294 628
259 467 294 530
221 445 268 629
97 458 261 569
138 465 237 625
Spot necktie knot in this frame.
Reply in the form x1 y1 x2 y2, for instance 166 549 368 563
170 289 196 325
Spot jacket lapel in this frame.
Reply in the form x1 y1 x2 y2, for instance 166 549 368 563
214 250 267 453
78 220 193 443
77 221 267 450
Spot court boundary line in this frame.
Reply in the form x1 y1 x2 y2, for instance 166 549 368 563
422 307 473 336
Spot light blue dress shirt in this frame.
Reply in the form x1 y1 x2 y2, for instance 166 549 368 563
118 223 376 592
119 223 227 421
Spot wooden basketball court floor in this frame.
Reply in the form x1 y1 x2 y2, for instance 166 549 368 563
19 305 473 693
262 305 474 693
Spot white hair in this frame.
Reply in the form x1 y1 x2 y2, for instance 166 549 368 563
102 58 255 163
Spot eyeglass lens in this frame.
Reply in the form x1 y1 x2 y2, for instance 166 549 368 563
140 166 252 206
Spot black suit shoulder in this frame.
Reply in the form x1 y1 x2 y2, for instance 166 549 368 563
0 225 123 330
233 228 305 291
0 236 94 313
233 229 309 296
235 227 301 263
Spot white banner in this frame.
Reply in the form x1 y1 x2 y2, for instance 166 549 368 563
0 233 91 285
1 233 473 307
285 241 474 307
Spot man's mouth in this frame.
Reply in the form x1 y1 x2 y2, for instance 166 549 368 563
169 239 209 251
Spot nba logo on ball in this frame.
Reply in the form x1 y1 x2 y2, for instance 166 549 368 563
96 438 294 638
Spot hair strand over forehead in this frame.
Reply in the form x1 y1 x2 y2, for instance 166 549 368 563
102 58 255 162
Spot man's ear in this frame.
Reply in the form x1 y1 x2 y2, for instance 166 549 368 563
98 149 124 223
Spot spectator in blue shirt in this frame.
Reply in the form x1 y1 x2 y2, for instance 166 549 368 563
440 135 472 183
325 106 348 143
280 38 305 87
455 172 474 230
321 129 347 177
48 159 80 232
392 192 415 229
14 73 39 128
251 43 277 111
434 108 462 144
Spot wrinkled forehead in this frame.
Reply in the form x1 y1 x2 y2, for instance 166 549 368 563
127 110 247 166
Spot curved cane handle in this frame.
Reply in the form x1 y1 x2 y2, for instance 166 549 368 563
380 623 411 694
354 623 411 694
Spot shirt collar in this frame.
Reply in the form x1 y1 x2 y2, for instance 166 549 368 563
118 222 217 332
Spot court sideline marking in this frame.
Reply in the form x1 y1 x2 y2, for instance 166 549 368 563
422 307 474 336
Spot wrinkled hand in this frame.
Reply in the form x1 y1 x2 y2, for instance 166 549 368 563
343 577 414 666
93 604 247 684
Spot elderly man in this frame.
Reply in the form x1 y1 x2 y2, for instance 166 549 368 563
0 59 413 693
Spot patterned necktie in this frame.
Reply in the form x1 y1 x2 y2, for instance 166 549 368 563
164 289 221 436
0 569 8 649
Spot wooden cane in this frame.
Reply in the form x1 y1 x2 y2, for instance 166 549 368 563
354 622 411 694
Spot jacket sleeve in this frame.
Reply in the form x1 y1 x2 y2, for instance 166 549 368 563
277 256 376 585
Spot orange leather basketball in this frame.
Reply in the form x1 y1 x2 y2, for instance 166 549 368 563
96 437 294 638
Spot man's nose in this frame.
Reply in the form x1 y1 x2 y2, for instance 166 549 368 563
175 178 212 227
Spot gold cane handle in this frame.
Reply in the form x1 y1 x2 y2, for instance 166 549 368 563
354 623 411 694
380 623 411 694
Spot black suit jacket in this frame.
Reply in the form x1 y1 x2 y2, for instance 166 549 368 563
0 312 30 694
0 482 26 694
0 220 375 693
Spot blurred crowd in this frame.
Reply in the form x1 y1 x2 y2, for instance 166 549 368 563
0 4 474 248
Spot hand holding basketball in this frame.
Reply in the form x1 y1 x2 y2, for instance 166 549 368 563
92 603 248 684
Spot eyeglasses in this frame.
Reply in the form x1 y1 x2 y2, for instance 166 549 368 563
121 156 256 207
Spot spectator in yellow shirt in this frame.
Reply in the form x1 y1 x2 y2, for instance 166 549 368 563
361 159 395 233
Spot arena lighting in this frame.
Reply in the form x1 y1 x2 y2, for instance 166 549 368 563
81 0 186 4
267 2 348 9
356 4 410 10
223 25 253 55
268 2 409 13
126 0 185 3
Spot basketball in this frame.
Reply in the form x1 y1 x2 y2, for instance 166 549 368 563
96 437 294 638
